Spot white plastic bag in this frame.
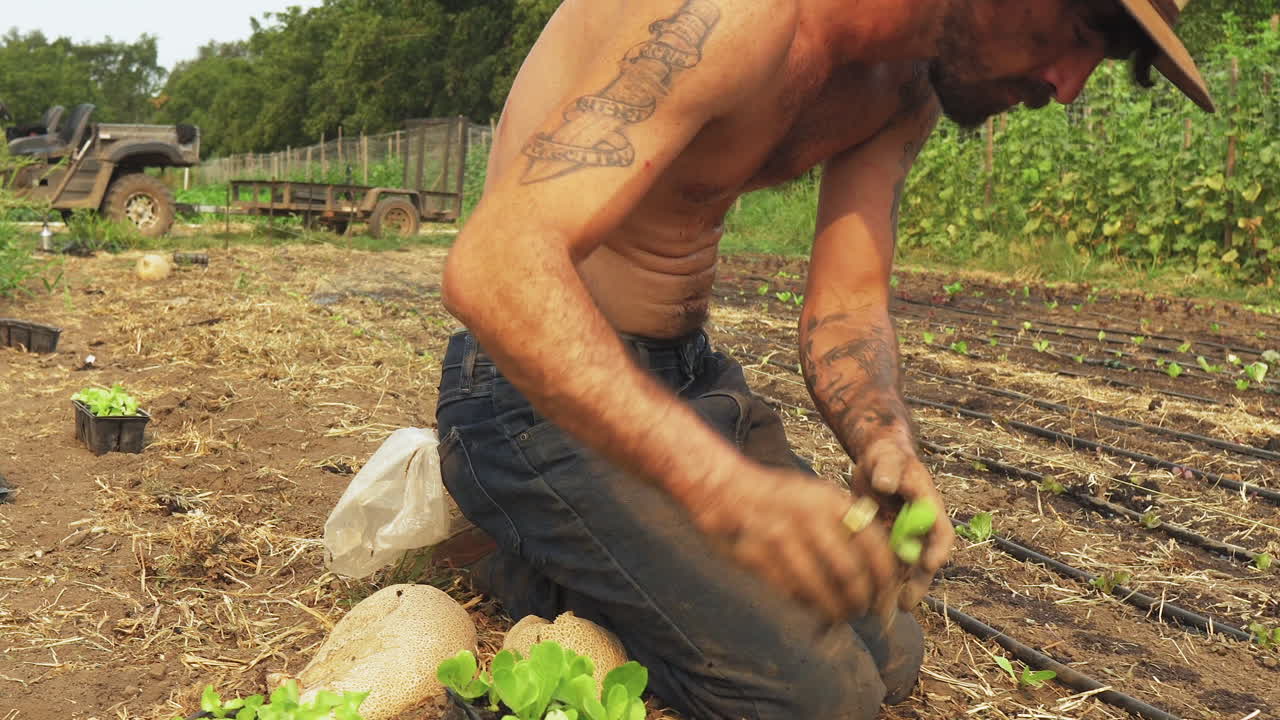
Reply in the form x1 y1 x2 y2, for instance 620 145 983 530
324 428 450 578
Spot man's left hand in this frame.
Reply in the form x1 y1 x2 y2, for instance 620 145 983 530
854 433 955 611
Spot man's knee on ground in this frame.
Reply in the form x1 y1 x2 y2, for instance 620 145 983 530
871 612 925 704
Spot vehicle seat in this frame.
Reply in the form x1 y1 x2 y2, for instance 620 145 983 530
9 104 94 158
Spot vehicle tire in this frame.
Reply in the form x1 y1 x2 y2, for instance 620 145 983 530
103 173 176 238
368 197 420 239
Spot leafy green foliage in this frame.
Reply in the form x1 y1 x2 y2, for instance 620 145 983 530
182 681 366 720
956 512 994 543
439 642 648 720
948 341 969 355
942 281 964 296
1255 553 1272 571
994 656 1057 689
1032 340 1051 353
1166 362 1184 379
889 501 936 565
1244 361 1269 384
1249 622 1280 649
1089 570 1133 594
1040 477 1066 495
72 384 141 417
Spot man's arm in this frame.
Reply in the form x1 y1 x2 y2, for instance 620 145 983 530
444 0 898 621
801 84 954 609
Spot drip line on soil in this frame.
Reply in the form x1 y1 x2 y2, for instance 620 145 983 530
914 368 1280 462
1051 369 1219 405
919 439 1265 564
895 296 1270 359
908 395 1280 507
947 515 1253 642
921 596 1181 720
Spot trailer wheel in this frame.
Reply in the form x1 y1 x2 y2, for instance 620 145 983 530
104 174 176 238
368 197 420 239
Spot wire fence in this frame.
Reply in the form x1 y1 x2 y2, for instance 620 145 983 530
189 117 494 198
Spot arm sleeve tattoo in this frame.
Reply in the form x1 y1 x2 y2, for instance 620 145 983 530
521 0 721 184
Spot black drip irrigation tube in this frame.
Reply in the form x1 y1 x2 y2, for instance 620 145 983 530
921 596 1182 720
909 395 1280 507
1052 369 1219 405
915 369 1280 463
948 515 1253 642
895 295 1270 360
920 440 1262 564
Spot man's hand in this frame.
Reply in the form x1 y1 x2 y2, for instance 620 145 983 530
686 462 902 622
854 433 954 610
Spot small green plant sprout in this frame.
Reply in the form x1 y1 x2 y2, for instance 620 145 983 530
1264 350 1280 365
1236 379 1251 391
1097 330 1107 342
1071 304 1082 312
1040 477 1066 495
1209 321 1222 333
1227 354 1242 366
1155 358 1166 368
1140 511 1162 529
1139 317 1151 331
997 353 1009 362
1177 341 1192 353
956 512 994 543
1166 362 1184 379
1244 362 1269 384
1196 356 1222 374
1022 321 1033 331
1129 335 1146 347
1073 354 1085 364
991 319 999 326
994 656 1057 689
943 281 964 296
1045 299 1059 310
182 681 367 720
1249 623 1280 649
889 501 936 565
1259 331 1269 340
439 642 648 720
1022 285 1031 298
1255 553 1272 572
756 283 769 296
922 331 936 345
774 291 792 303
1033 340 1051 353
943 326 957 336
889 275 900 289
989 336 1000 347
949 341 969 356
1089 570 1132 594
72 384 141 417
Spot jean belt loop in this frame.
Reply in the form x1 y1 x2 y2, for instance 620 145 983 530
460 332 478 393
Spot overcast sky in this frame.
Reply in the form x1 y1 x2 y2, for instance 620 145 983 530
4 0 326 72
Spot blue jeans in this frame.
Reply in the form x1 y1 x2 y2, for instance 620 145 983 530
435 330 922 720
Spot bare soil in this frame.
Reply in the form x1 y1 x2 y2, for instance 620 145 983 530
1 246 1277 720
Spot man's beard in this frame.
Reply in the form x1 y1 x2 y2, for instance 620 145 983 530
927 0 1056 128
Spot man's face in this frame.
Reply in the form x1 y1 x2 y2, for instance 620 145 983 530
928 0 1147 127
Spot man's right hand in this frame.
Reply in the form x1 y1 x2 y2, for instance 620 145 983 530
686 462 903 622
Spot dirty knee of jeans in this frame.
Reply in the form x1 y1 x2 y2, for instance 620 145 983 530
875 613 925 704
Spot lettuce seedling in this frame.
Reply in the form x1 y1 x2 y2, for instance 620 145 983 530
1089 570 1132 594
72 384 141 417
1236 379 1251 391
948 341 969 356
1264 350 1280 365
956 512 993 543
1166 362 1184 379
1032 340 1051 353
1177 342 1192 353
943 281 963 296
889 502 936 565
994 656 1056 688
181 681 366 720
1255 553 1272 572
1249 623 1280 649
1244 362 1269 384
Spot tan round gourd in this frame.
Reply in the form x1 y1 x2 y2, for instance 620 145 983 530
294 584 476 719
501 611 629 691
135 253 171 281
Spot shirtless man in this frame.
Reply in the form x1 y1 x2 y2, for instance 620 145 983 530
435 1 1213 717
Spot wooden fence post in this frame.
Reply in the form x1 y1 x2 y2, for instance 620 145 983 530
321 132 328 179
338 126 344 171
362 134 369 184
306 147 313 182
1223 57 1239 251
984 115 996 206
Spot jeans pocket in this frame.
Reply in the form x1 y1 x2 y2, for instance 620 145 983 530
438 426 522 554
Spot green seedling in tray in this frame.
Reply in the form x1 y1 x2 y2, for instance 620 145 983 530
72 384 141 417
889 501 936 565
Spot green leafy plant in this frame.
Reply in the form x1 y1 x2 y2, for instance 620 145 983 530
1129 335 1146 346
756 283 769 296
1033 340 1051 353
956 512 994 543
1255 553 1272 571
1071 304 1082 312
994 657 1057 689
179 681 366 720
1045 299 1059 310
438 643 648 720
1196 356 1222 373
1040 477 1066 495
1209 322 1222 334
1089 570 1132 594
71 384 141 417
989 336 1000 347
1177 342 1192 353
1263 350 1280 365
1244 362 1269 384
1249 622 1280 649
1166 362 1184 379
948 341 969 356
943 281 964 296
1073 354 1084 364
922 331 936 345
1021 321 1033 331
889 501 936 565
1236 379 1251 391
1096 330 1107 342
1140 511 1161 529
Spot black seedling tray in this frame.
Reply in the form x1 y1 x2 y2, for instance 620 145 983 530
0 318 62 353
73 400 150 455
443 689 500 720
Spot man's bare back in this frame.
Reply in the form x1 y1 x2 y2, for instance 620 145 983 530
486 0 932 339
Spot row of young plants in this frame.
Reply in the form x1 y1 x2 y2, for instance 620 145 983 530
901 15 1280 284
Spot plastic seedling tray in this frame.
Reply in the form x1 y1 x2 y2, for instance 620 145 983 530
73 400 150 455
1 319 61 353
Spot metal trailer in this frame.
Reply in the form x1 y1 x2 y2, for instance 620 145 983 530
226 116 470 238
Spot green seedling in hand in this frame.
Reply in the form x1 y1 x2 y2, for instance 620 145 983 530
956 512 994 543
72 384 140 417
889 501 936 565
994 656 1057 689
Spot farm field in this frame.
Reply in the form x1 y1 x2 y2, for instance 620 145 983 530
1 243 1278 720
